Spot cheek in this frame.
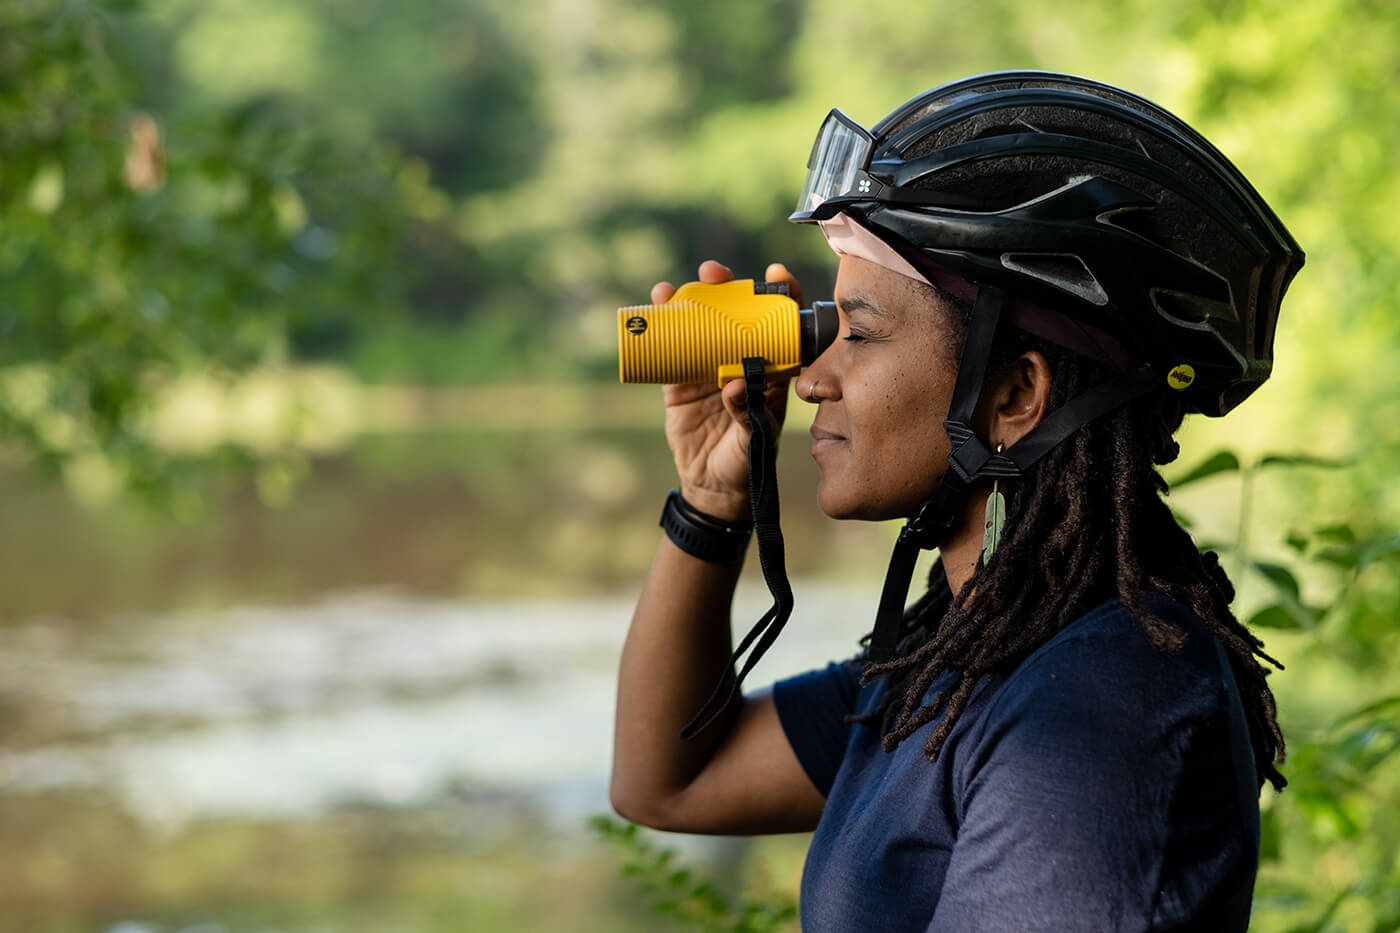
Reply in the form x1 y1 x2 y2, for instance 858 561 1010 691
850 359 955 487
863 352 955 440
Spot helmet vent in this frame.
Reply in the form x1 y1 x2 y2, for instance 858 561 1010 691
1001 252 1109 306
1151 289 1234 327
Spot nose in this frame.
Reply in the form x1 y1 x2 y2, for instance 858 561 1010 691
798 342 840 405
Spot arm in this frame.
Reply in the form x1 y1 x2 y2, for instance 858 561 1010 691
609 261 826 836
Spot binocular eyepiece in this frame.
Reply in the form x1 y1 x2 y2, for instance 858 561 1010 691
617 279 838 386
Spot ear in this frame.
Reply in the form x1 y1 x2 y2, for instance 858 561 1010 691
976 351 1053 449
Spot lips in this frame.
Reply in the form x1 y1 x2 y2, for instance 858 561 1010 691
810 424 846 454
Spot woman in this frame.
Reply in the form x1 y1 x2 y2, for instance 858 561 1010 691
611 71 1302 931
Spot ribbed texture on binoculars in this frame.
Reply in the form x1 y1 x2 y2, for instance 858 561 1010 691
618 281 802 385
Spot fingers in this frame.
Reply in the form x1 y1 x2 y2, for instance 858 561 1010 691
698 260 733 283
765 262 804 308
720 376 750 423
651 260 731 304
719 369 794 428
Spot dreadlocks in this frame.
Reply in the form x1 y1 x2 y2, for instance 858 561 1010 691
851 313 1288 792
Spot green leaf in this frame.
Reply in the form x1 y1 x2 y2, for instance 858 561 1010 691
1285 531 1309 552
1169 450 1240 489
1333 695 1400 728
1309 533 1400 575
1336 721 1400 773
1253 561 1301 602
1314 546 1360 570
1358 533 1400 573
1314 523 1357 544
1248 604 1302 630
1248 562 1322 628
1257 454 1350 470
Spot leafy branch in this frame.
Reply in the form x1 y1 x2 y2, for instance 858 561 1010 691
588 815 797 933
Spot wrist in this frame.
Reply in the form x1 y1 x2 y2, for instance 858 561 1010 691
660 490 753 564
678 485 751 524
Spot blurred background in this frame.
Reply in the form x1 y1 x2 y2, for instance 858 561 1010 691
2 0 1398 930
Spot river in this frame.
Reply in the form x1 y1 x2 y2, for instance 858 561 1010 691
0 412 921 932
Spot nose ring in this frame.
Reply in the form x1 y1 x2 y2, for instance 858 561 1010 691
805 380 821 402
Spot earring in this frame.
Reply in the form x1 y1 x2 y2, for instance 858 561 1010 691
982 443 1006 564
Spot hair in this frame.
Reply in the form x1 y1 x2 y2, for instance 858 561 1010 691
850 285 1288 792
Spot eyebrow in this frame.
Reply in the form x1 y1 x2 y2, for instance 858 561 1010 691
835 293 888 319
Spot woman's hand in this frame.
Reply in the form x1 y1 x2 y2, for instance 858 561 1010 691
655 260 804 522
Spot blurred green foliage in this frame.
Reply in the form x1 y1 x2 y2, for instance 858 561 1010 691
591 816 798 932
1165 453 1400 930
1 0 1398 929
4 0 1397 471
0 0 414 499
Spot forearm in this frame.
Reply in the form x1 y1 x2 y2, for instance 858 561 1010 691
610 534 746 821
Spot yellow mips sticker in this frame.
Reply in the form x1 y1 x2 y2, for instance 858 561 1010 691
1167 364 1196 390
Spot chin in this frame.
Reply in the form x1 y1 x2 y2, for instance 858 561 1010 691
815 484 907 523
815 472 939 523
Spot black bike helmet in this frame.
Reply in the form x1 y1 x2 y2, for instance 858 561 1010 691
789 70 1304 659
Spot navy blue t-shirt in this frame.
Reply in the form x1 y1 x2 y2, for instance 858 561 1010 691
773 596 1261 932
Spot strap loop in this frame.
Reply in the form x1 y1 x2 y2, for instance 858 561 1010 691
681 357 796 740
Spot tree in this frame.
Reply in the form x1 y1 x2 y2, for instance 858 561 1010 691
0 0 411 502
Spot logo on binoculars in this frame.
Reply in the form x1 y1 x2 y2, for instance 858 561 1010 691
1167 364 1196 390
626 315 648 336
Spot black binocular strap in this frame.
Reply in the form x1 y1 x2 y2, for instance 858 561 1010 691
681 357 795 740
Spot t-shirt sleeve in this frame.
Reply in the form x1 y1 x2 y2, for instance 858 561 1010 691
926 616 1259 932
772 658 864 797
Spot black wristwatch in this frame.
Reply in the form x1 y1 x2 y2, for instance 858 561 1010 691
659 490 753 564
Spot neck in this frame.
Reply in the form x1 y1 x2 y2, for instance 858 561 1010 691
938 487 992 595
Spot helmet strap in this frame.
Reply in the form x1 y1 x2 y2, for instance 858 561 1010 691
865 287 1158 663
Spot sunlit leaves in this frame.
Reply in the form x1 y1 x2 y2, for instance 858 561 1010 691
0 0 412 504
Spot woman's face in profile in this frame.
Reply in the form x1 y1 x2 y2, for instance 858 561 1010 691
805 255 963 522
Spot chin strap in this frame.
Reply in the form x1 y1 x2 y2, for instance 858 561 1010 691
681 356 794 740
865 287 1159 662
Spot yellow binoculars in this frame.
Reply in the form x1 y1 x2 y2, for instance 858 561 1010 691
617 279 838 386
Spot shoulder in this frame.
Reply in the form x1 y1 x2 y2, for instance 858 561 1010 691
956 594 1240 794
933 596 1261 930
994 595 1226 724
